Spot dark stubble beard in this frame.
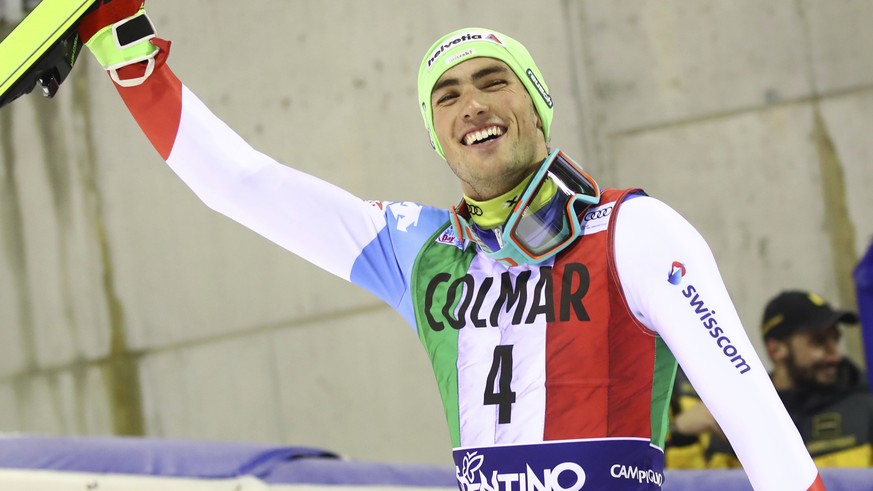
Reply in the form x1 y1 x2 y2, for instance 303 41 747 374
785 348 840 391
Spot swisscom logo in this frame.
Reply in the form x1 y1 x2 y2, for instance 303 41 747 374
668 261 686 285
668 260 751 375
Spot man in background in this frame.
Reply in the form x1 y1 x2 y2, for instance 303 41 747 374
759 291 873 466
694 290 873 467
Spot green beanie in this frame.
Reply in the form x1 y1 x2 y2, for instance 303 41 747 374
418 28 554 160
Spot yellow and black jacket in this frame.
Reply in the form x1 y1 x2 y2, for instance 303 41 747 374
706 358 873 468
664 369 711 469
665 359 873 469
781 359 873 466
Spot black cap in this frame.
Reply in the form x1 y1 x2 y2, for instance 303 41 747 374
761 290 859 340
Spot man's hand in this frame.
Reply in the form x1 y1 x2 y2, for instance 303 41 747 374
77 0 159 87
78 0 146 43
673 402 727 440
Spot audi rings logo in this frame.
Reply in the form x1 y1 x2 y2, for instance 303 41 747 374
584 206 612 221
580 201 615 237
468 204 484 216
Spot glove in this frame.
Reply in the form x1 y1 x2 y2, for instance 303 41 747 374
77 0 159 87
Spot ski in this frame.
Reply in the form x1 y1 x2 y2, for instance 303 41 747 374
0 0 97 109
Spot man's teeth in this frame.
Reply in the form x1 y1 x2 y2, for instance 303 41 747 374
464 126 505 145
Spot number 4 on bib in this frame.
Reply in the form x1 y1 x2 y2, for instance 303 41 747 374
484 345 517 424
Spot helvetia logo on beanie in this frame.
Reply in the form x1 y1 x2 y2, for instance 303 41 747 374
427 32 503 69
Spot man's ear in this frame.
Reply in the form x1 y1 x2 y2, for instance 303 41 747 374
766 338 789 363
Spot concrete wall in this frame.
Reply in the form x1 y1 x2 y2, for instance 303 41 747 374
0 0 870 466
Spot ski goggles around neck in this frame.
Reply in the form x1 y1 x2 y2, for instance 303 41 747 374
450 148 601 267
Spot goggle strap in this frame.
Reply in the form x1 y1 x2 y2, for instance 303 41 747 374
554 150 601 202
449 204 467 241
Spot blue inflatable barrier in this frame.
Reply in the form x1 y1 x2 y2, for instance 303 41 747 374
664 468 873 491
0 435 457 487
0 435 870 490
855 239 873 389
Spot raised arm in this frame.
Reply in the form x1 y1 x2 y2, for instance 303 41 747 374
614 196 825 491
75 1 444 316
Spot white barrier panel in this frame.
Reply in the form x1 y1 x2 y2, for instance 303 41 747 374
0 470 268 491
0 470 457 491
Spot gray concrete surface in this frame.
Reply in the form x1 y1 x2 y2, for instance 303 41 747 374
0 0 870 466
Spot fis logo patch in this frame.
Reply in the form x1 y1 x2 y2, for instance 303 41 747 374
668 261 686 285
388 202 422 232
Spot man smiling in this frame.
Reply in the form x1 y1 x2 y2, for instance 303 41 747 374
761 291 873 467
429 57 547 200
78 3 825 490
